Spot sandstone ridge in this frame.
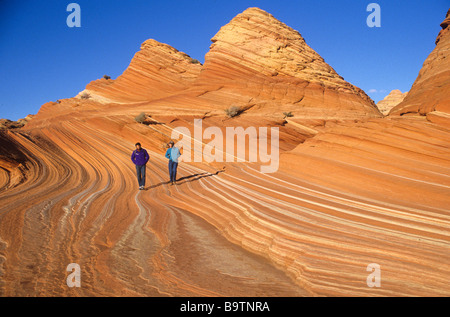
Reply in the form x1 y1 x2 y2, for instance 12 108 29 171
389 9 450 118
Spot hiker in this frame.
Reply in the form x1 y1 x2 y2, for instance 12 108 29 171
131 142 149 190
165 141 181 185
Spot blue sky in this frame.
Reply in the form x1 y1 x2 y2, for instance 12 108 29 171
0 0 448 120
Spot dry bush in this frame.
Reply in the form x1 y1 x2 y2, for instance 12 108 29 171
225 106 243 118
80 92 91 99
283 111 294 119
135 112 146 123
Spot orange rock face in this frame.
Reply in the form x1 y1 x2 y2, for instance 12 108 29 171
376 90 408 115
0 7 449 297
83 39 202 104
389 9 450 117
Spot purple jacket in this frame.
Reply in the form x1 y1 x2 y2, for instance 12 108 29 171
131 149 149 166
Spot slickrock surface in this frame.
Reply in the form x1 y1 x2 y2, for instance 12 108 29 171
0 8 449 297
376 90 408 115
389 9 450 118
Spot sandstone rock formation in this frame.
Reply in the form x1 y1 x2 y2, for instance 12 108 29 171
389 9 450 118
83 39 203 104
30 40 204 126
29 7 382 128
376 90 408 115
0 114 34 130
0 7 449 297
190 7 381 119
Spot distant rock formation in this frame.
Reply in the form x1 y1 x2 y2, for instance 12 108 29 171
389 9 450 119
376 90 408 115
0 114 34 130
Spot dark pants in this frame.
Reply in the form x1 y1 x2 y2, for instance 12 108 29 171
135 164 146 187
169 160 178 182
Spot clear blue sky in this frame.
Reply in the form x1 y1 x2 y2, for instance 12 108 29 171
1 0 448 120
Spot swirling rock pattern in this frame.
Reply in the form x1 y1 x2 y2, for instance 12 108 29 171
0 7 449 297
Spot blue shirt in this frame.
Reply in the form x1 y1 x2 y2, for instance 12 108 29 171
165 147 181 163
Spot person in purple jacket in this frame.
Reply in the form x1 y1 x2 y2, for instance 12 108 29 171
131 142 149 190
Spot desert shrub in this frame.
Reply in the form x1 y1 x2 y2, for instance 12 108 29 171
103 75 111 80
80 92 91 99
135 112 146 123
190 58 201 64
225 106 243 118
283 111 294 119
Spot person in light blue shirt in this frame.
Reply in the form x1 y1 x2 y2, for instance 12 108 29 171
165 141 181 185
